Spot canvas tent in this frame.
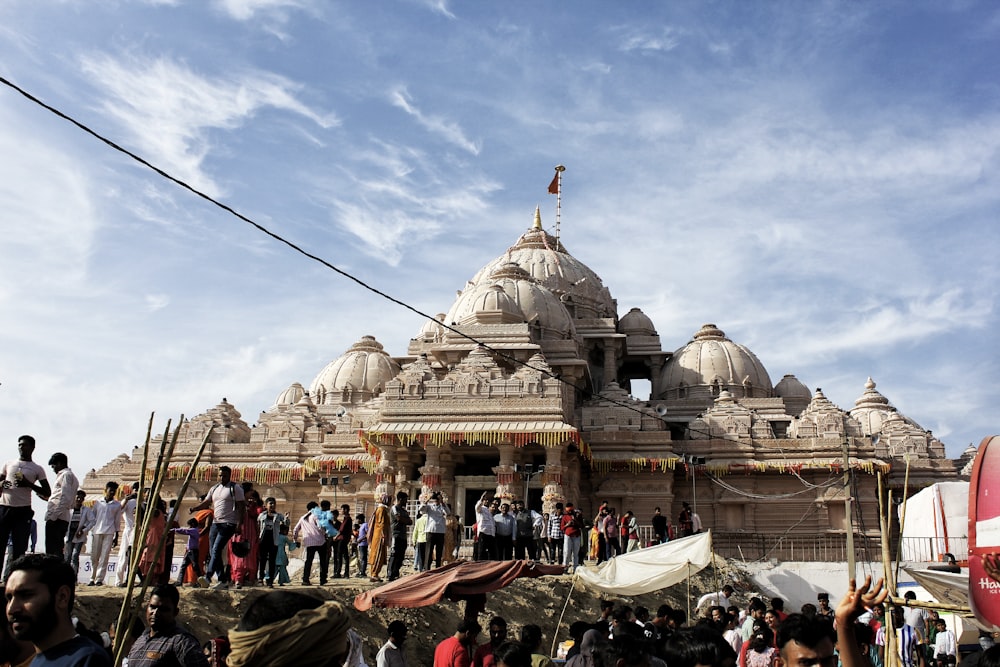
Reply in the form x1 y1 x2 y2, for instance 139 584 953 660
575 531 714 595
900 482 969 562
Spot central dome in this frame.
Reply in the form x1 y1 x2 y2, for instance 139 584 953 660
657 324 773 400
445 263 577 340
467 209 616 320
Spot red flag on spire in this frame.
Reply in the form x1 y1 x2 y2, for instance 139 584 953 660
547 173 559 195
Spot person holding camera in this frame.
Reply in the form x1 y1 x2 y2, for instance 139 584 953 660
419 491 450 570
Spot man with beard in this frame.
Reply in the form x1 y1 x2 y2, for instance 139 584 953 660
5 553 111 667
127 584 208 667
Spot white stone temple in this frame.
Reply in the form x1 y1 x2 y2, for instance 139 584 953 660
86 208 959 539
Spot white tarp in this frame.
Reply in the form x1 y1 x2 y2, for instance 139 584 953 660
899 482 969 562
575 531 713 595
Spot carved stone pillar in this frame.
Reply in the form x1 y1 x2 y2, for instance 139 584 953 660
418 447 444 502
541 447 566 514
373 446 397 501
492 444 520 501
603 340 617 387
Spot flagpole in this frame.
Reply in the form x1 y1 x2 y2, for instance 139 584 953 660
552 165 565 242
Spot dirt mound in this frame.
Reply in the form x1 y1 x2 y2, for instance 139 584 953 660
76 561 750 665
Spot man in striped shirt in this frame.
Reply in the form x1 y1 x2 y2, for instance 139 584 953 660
889 607 926 667
547 503 563 565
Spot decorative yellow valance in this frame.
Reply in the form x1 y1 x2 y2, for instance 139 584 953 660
589 457 890 476
303 454 378 475
360 423 584 451
161 463 307 485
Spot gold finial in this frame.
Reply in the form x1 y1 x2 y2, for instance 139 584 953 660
533 205 542 230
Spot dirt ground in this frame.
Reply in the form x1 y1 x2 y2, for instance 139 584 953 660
75 559 750 665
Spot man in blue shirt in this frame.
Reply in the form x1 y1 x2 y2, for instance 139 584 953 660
493 503 515 560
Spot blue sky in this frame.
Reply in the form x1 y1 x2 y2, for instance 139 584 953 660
1 1 997 480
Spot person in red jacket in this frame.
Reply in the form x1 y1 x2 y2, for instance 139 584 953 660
434 619 481 667
560 503 584 572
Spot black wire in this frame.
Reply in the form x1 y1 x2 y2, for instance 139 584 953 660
0 72 851 455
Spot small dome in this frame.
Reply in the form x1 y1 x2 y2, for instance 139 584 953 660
619 307 657 336
310 335 401 405
415 313 446 342
849 377 894 436
272 382 305 408
657 324 772 399
460 284 525 325
445 264 576 340
774 374 811 400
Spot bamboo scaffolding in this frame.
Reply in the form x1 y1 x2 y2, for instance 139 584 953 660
878 473 899 667
112 419 212 667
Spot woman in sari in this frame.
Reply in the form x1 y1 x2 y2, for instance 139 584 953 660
229 485 261 589
139 498 168 580
367 494 390 582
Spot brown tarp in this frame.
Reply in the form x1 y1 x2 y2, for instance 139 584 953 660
354 559 566 616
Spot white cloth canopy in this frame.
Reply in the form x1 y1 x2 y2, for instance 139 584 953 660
575 531 714 595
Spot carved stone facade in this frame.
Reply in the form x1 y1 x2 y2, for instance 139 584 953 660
86 208 960 537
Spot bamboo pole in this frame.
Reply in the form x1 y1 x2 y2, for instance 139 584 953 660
894 454 912 586
888 597 971 614
550 575 577 658
109 415 156 660
112 418 173 666
879 478 898 667
112 419 210 667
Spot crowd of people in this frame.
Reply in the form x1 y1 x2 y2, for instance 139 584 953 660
467 494 699 573
3 435 999 667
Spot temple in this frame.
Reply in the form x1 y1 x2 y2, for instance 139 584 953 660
86 207 961 540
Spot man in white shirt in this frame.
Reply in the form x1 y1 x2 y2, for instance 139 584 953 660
189 466 245 590
88 481 123 585
474 492 497 561
376 620 408 667
43 452 79 556
114 486 139 587
0 435 51 575
697 585 735 614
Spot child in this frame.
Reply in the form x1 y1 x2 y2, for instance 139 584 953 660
933 618 956 667
354 513 368 578
171 517 203 585
274 523 297 586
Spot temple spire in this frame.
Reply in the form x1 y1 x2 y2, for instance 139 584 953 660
533 205 542 230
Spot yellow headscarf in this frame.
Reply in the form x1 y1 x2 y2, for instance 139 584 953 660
227 600 351 667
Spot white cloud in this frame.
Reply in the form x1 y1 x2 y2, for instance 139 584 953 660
0 104 98 298
416 0 455 20
616 26 681 53
214 0 310 21
389 87 481 155
144 294 170 311
80 53 338 197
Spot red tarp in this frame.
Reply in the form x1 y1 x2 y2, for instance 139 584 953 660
354 559 565 613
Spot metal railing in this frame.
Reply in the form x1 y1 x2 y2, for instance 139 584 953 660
457 525 969 563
